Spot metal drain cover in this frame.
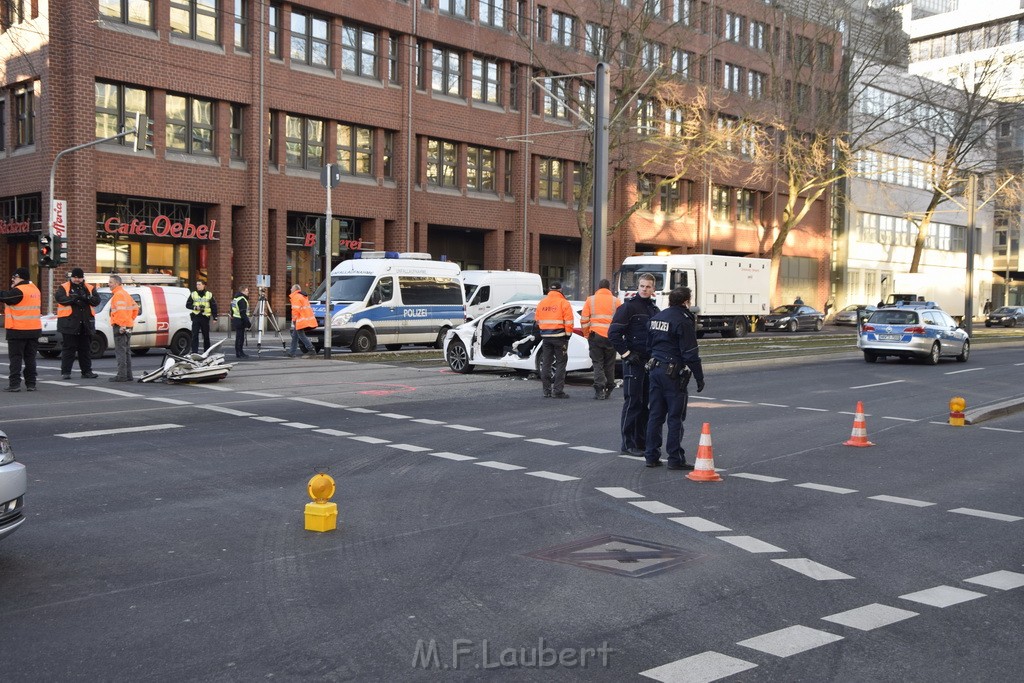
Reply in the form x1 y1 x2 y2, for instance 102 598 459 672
527 534 703 578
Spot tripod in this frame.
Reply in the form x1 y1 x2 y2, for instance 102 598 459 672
253 288 287 357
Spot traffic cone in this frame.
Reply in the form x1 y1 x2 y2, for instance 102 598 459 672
687 423 723 482
843 401 875 447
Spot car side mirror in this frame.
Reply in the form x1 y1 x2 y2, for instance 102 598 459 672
369 292 381 306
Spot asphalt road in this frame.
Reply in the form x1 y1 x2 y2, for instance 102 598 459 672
1 342 1022 682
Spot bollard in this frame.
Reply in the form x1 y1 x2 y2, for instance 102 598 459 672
305 473 338 532
949 396 966 427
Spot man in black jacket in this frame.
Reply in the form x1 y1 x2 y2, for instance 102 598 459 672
54 268 101 379
231 286 252 358
608 272 659 456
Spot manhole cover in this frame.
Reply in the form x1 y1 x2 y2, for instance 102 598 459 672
526 534 703 578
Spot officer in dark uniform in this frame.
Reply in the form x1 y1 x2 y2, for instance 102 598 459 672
643 286 705 469
608 272 659 456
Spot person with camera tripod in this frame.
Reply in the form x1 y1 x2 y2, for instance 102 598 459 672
230 286 252 358
642 286 705 470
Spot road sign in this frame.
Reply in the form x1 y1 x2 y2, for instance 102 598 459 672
320 164 342 189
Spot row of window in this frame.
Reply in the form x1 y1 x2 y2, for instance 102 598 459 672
0 83 35 151
910 20 1024 63
0 0 34 31
857 86 954 137
856 212 975 253
853 150 937 190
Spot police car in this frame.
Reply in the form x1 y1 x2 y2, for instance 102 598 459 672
39 276 193 359
857 302 969 364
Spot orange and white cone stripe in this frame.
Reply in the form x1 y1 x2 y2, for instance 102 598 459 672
687 422 723 482
843 401 875 447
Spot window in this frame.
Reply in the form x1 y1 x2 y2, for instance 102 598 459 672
0 98 5 151
585 22 608 57
642 41 662 71
99 0 152 28
432 47 462 97
577 82 594 121
337 124 374 176
267 111 277 163
398 277 464 305
550 11 574 47
795 83 810 109
14 84 33 148
671 49 692 78
383 131 394 177
509 65 519 110
233 0 247 50
467 146 496 191
170 0 218 43
724 12 743 43
816 41 834 71
388 36 400 84
267 3 280 57
660 180 681 213
427 138 458 187
664 108 684 137
537 76 568 120
723 63 743 92
712 185 731 220
291 11 330 67
737 189 754 222
480 0 505 28
673 0 693 25
285 115 324 169
165 94 214 155
342 25 378 77
749 20 766 50
504 152 514 195
229 104 243 159
472 57 501 105
439 0 468 17
538 158 563 201
635 97 655 136
637 175 655 210
95 81 149 146
748 70 766 98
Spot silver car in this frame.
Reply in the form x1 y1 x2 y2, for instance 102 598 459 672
858 305 969 364
0 430 27 542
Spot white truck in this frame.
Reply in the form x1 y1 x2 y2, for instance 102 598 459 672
886 272 969 322
462 270 543 319
615 254 771 337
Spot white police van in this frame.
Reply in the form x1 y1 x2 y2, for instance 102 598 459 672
310 252 465 352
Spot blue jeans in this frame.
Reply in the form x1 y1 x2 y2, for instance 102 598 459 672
644 365 689 465
290 327 313 355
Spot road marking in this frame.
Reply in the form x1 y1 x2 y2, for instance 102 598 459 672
475 461 526 471
200 405 256 417
757 402 789 408
795 483 859 494
145 397 192 405
431 452 476 461
964 570 1024 590
731 473 787 483
378 412 411 419
821 603 918 631
571 445 618 454
737 625 843 658
349 435 390 444
668 517 731 532
281 422 317 429
981 426 1024 433
193 383 232 391
387 443 432 452
57 424 182 439
716 536 785 553
290 397 347 408
629 501 684 514
484 431 524 439
314 429 354 437
928 421 948 426
882 416 918 422
795 406 828 412
944 367 984 375
411 418 446 425
722 399 750 404
445 424 484 431
250 416 285 422
639 651 757 682
346 407 379 414
78 386 142 398
527 438 568 446
241 391 281 397
595 487 643 499
772 558 854 581
869 495 935 508
899 585 987 608
949 508 1023 522
527 471 580 482
849 379 905 389
40 380 74 386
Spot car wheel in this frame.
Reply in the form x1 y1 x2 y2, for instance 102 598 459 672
926 342 941 365
863 351 877 363
445 338 473 373
434 327 450 350
814 318 824 331
131 347 151 356
350 328 377 353
985 321 992 328
788 319 798 333
1005 320 1015 328
89 333 108 359
169 330 191 356
385 344 402 351
956 339 970 363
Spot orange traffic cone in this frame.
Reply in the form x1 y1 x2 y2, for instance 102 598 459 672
687 423 723 482
843 401 875 447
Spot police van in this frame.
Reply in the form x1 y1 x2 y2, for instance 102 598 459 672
310 252 465 352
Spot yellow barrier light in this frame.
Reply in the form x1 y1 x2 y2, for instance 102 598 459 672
305 473 338 532
949 396 966 427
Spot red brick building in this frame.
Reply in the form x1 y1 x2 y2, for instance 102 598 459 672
1 0 832 315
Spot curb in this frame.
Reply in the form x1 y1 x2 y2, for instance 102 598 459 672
965 396 1024 425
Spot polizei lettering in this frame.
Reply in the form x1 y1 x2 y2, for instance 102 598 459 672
650 320 670 332
403 308 429 318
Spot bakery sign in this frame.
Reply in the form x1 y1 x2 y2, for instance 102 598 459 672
102 215 219 240
0 218 32 235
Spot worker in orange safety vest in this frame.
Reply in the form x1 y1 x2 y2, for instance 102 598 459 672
534 280 575 398
108 273 139 382
581 278 621 400
1 267 42 391
289 284 317 357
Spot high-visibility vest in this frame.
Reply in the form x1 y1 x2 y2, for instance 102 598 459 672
289 291 317 330
56 281 96 318
108 286 139 328
535 291 574 338
581 288 620 338
4 282 41 331
189 290 213 317
231 295 248 319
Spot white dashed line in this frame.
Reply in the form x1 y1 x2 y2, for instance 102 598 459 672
202 405 257 417
629 501 684 514
78 386 142 398
668 517 731 532
737 625 843 658
411 418 446 425
281 422 317 429
945 367 984 375
722 399 750 404
981 426 1024 433
949 508 1022 522
869 495 935 508
795 483 858 494
964 570 1024 591
822 603 918 631
349 435 390 444
241 391 281 397
145 397 192 405
716 536 785 553
431 452 476 462
731 473 787 483
346 407 379 414
639 651 757 682
757 403 789 408
378 413 411 419
475 461 526 471
527 438 569 446
849 380 905 390
445 424 484 432
387 443 432 452
56 424 183 439
526 471 580 482
795 406 828 412
772 558 854 581
899 585 986 608
571 446 618 454
193 383 232 391
314 429 354 437
250 416 286 423
290 397 347 408
484 431 524 439
882 416 918 422
595 487 643 499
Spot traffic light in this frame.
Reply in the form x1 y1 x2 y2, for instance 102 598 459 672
53 235 68 264
132 113 150 152
38 234 54 268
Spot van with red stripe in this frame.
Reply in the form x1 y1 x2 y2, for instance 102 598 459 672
38 278 193 359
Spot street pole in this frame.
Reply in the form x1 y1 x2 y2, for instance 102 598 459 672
964 173 977 337
324 163 334 360
592 62 610 293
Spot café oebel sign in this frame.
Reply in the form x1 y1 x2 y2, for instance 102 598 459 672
102 215 219 240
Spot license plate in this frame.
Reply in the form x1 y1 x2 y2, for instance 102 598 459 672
877 334 901 341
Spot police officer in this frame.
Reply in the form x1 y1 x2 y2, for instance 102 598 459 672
187 280 218 353
55 267 101 380
608 272 659 456
643 286 705 469
231 286 251 358
1 267 41 392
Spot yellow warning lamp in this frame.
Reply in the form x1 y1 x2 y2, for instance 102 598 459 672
949 396 966 427
304 473 338 532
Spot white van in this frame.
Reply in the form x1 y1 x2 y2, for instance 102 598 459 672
310 252 465 352
462 270 543 319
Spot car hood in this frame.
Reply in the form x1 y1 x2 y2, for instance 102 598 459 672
41 314 57 332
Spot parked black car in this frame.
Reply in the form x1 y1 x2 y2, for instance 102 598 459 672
762 305 825 332
984 306 1024 328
